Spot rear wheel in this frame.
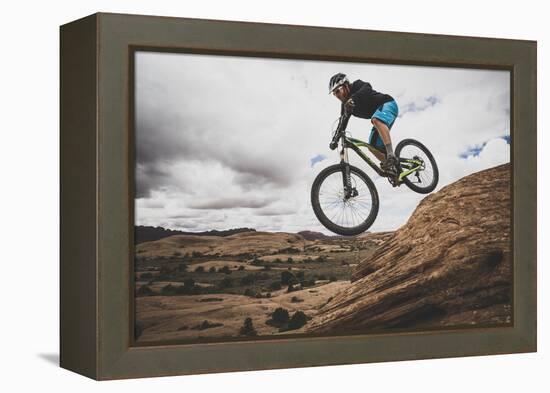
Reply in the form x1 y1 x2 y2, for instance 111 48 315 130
311 164 379 236
395 139 439 194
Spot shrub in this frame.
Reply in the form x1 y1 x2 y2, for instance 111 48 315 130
160 265 173 275
220 266 232 275
161 284 176 295
173 251 182 257
219 277 233 288
136 285 154 297
287 311 308 330
240 274 255 286
239 317 257 336
192 251 202 258
140 272 153 280
301 279 316 287
296 271 305 280
209 266 216 273
329 276 337 282
195 265 205 273
272 307 290 324
287 257 294 263
244 288 256 297
281 271 295 286
178 263 188 272
317 274 327 281
254 272 270 281
262 265 272 271
197 320 223 330
269 281 282 291
238 265 245 271
184 278 195 288
291 296 303 303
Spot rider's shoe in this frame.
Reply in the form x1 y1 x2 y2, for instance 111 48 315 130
381 154 398 175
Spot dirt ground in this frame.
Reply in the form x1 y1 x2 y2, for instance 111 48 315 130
136 281 351 343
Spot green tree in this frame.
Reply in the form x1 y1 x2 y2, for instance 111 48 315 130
220 265 232 275
288 311 308 330
272 307 290 324
281 271 295 286
269 281 282 291
240 274 255 286
219 277 233 288
239 317 257 336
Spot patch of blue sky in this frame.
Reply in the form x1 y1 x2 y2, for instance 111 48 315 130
459 143 487 159
459 134 509 159
398 95 441 118
310 154 327 167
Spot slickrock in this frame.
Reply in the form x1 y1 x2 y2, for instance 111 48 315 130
307 164 512 332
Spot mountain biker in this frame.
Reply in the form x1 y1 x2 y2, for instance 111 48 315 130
328 73 399 174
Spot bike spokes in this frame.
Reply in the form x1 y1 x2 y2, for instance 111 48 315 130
316 168 375 232
395 139 439 194
399 150 434 185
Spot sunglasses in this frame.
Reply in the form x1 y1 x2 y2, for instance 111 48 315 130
332 85 346 96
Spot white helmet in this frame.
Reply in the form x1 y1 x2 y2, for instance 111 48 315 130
328 73 349 94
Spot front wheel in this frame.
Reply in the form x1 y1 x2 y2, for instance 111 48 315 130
395 138 439 194
311 164 379 236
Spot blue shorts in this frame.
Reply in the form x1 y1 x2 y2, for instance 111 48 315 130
369 100 399 151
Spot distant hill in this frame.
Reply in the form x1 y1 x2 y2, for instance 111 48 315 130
134 225 256 244
297 231 339 240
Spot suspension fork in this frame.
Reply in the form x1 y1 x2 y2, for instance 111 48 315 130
339 140 353 198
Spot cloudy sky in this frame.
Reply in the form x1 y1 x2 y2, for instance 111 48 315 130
134 51 510 234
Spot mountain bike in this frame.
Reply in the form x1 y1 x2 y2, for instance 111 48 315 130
311 111 439 236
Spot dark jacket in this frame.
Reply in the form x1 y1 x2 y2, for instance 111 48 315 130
339 80 393 128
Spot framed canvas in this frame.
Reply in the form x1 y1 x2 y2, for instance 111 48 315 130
60 12 537 380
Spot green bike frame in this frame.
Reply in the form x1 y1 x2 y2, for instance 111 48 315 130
343 136 423 183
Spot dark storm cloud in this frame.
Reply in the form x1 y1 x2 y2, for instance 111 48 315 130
135 112 201 166
135 89 293 198
135 161 174 199
188 197 274 210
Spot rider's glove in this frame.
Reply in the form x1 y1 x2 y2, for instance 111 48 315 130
329 140 338 150
344 98 355 114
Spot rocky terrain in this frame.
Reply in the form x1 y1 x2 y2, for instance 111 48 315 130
306 163 512 333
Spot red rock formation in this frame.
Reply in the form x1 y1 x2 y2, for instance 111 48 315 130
307 163 512 333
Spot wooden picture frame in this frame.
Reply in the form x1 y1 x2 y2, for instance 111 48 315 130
60 12 536 380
